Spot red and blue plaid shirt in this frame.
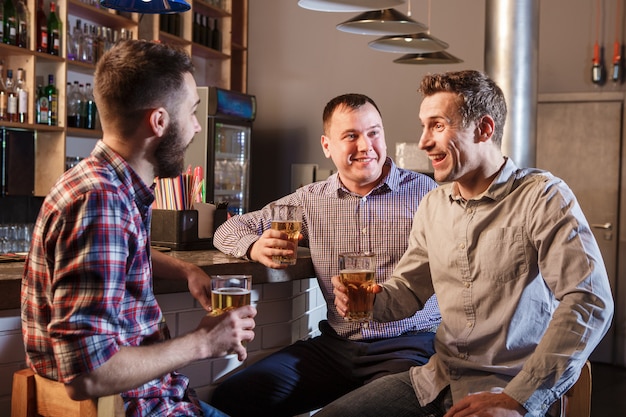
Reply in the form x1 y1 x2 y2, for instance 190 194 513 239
21 140 203 416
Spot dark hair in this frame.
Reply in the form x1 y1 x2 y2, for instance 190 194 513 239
94 39 195 136
419 70 507 146
322 93 382 135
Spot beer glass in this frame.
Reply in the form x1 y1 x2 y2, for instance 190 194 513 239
270 204 303 265
210 275 252 316
338 252 376 322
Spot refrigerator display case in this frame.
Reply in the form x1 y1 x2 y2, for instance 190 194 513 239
184 87 256 216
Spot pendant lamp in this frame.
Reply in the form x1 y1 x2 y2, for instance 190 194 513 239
393 51 463 64
369 32 448 53
100 0 191 13
298 0 405 12
336 8 427 36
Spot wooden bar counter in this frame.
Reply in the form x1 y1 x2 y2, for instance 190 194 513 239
0 248 315 311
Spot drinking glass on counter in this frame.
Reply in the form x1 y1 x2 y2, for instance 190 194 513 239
210 275 252 316
338 252 377 322
270 204 303 266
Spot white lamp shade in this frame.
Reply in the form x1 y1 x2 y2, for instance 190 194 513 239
298 0 405 12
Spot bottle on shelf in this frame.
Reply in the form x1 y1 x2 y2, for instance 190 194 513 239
0 0 5 44
211 18 221 51
202 14 211 47
6 68 17 122
15 0 27 48
16 67 27 123
0 61 7 121
80 22 93 64
66 18 81 61
4 0 17 45
47 1 61 56
35 0 47 53
82 82 97 130
44 74 57 126
35 81 48 125
67 81 83 128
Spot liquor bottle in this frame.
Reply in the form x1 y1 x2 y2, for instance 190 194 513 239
202 14 211 47
0 0 5 44
44 74 57 125
67 81 83 128
6 68 17 122
211 19 221 51
35 82 48 124
0 61 7 121
15 0 27 48
82 82 97 129
35 0 47 53
47 1 60 55
4 0 17 45
16 67 27 123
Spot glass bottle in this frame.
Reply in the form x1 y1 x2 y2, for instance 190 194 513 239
35 82 48 124
47 1 60 55
4 0 17 45
83 82 96 129
0 61 7 121
16 67 27 123
6 68 17 122
0 0 5 44
211 18 221 51
35 0 47 53
15 0 27 48
44 73 57 125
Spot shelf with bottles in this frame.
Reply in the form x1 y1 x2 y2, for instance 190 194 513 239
67 0 138 30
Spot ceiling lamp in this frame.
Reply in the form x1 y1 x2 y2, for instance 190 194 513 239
393 51 463 64
336 8 428 35
297 0 405 12
369 32 448 53
100 0 190 13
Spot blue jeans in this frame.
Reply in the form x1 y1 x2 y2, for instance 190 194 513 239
200 400 229 417
315 371 451 417
211 320 435 417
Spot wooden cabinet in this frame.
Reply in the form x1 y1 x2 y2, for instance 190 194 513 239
0 0 247 197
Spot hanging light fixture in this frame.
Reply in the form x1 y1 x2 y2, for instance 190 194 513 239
369 32 448 53
336 8 427 36
100 0 190 13
298 0 405 12
368 0 449 53
393 50 463 64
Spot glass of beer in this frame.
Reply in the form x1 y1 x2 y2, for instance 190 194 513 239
338 252 376 322
210 275 252 316
270 204 303 266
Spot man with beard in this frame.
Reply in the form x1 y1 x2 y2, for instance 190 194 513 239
21 40 256 417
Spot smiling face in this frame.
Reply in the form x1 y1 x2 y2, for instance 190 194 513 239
321 102 387 196
418 91 481 185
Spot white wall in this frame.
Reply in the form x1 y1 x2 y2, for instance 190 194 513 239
247 0 626 208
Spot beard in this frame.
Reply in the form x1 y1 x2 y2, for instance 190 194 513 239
154 118 188 178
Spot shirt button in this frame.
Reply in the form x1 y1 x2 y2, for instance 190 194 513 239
361 228 367 234
466 322 473 328
464 282 471 288
459 243 465 249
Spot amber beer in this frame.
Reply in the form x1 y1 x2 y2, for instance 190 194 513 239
211 287 252 315
338 252 376 322
270 220 302 265
340 269 376 321
210 275 252 316
271 204 303 266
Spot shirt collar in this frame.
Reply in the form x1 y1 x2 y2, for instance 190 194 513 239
331 157 397 197
449 157 518 203
91 140 155 212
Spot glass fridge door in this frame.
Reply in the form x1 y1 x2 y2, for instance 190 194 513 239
213 121 250 216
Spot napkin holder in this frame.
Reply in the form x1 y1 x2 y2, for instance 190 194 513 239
151 205 228 250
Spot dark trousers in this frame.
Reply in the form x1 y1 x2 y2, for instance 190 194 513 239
211 321 436 417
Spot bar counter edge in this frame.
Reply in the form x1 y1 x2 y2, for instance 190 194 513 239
0 248 316 311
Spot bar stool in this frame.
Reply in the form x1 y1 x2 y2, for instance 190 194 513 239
564 360 592 417
11 368 124 417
